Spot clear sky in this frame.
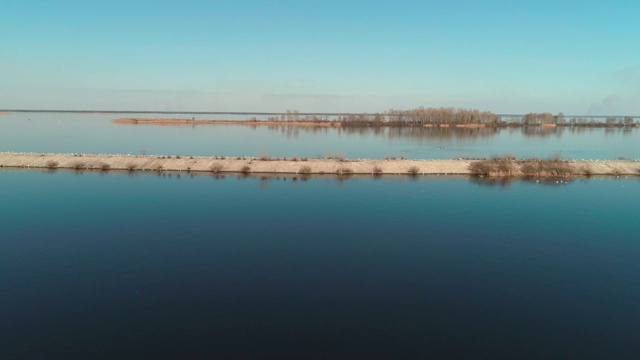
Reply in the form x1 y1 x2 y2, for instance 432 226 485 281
1 0 639 114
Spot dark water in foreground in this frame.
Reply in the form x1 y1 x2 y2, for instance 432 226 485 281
1 171 639 358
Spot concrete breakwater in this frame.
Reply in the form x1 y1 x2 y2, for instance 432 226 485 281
0 152 639 177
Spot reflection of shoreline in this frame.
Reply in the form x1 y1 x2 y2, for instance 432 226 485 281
0 112 11 115
265 124 637 141
470 177 578 188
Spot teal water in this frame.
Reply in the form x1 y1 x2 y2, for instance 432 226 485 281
1 170 639 358
1 112 639 159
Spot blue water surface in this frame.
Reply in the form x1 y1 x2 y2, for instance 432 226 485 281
1 170 639 358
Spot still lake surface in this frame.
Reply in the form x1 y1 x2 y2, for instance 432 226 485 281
1 112 639 159
1 170 639 358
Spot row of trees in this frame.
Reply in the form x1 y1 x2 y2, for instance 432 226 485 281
522 113 636 127
334 107 501 126
267 108 500 125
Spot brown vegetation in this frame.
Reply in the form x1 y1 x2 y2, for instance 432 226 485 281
210 163 224 173
336 167 353 177
469 156 579 178
299 165 312 175
70 161 85 170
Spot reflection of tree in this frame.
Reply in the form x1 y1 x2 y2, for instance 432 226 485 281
521 126 564 138
265 125 502 141
470 177 575 188
386 127 499 141
263 124 639 142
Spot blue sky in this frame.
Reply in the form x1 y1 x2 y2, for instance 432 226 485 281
1 0 639 114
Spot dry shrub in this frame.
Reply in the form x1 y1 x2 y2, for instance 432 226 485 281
329 152 346 161
45 160 58 169
492 154 516 161
372 166 383 176
521 160 575 177
210 163 224 173
126 163 137 171
469 161 495 177
336 167 353 177
258 149 269 161
240 165 251 174
299 165 312 175
99 163 111 171
469 157 516 177
493 158 516 175
71 161 85 170
519 162 541 177
407 166 419 176
536 158 574 177
471 155 577 178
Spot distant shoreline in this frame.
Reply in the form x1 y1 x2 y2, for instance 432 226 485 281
111 118 341 127
110 117 640 128
1 152 638 178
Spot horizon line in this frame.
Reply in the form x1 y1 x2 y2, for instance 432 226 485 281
1 109 638 118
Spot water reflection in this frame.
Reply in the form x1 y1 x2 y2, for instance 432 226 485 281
6 166 637 191
469 177 577 188
264 124 636 141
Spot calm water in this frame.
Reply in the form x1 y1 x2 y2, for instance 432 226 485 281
1 170 639 358
1 112 639 159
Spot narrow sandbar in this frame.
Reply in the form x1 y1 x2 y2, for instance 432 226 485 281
1 152 638 177
111 118 341 127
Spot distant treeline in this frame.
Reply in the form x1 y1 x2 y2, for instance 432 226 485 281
522 112 636 127
265 108 638 127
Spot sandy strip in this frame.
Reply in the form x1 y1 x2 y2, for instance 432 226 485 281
111 118 341 127
1 152 639 177
423 124 486 128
